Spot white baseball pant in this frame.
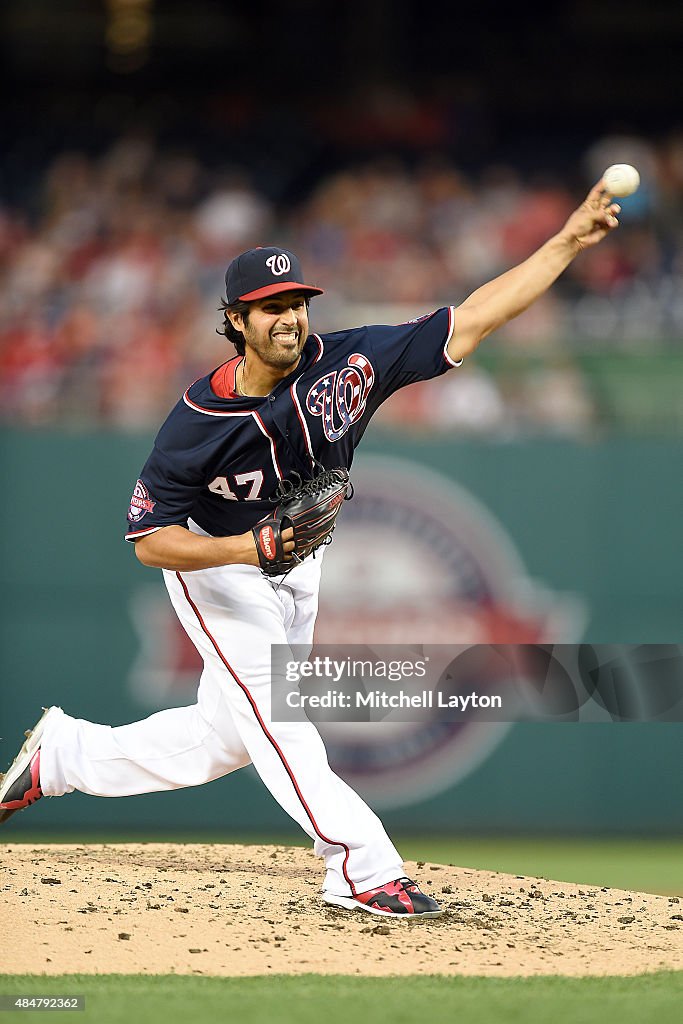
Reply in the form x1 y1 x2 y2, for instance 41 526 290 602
38 550 403 897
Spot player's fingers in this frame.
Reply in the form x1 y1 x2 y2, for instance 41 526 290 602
281 527 296 557
601 208 619 227
589 182 621 211
587 178 607 203
598 191 618 210
591 198 619 222
600 191 623 211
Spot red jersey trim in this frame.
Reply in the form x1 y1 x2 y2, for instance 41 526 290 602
125 525 162 542
289 332 322 470
290 382 316 471
183 391 254 417
443 305 463 368
252 411 284 480
311 334 324 363
211 356 242 398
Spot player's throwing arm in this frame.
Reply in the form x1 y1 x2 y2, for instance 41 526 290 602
447 177 624 363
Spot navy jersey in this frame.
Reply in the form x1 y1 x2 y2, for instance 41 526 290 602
125 307 460 541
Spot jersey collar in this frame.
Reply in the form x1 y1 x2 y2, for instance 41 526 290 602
199 334 323 408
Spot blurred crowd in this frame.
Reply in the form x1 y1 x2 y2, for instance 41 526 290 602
1 130 682 431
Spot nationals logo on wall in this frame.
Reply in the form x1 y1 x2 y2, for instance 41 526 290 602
312 455 583 808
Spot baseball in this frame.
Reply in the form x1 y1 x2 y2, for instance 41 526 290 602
602 163 640 197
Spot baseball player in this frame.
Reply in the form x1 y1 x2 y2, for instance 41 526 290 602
0 181 620 919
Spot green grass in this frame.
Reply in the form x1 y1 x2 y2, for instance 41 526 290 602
7 833 683 895
396 836 683 895
0 974 681 1024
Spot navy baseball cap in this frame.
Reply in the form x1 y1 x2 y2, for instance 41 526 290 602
225 246 324 304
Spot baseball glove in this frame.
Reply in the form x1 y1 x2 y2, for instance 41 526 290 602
252 466 352 577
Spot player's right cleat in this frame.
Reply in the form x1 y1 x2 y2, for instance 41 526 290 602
0 707 60 825
323 876 445 919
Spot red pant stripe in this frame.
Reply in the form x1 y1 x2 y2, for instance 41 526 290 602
175 571 356 896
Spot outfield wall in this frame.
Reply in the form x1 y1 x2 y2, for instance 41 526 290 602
1 428 680 834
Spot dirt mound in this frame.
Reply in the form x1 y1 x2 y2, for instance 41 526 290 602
1 843 681 977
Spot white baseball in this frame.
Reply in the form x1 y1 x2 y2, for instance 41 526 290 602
602 164 640 197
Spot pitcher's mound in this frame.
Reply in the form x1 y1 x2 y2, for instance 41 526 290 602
2 843 681 976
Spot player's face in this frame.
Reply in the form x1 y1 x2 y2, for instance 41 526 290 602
238 292 309 371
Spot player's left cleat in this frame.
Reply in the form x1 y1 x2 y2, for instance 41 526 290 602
0 707 60 824
322 876 445 919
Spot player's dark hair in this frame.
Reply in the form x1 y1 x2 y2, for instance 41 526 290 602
217 296 311 357
217 298 251 357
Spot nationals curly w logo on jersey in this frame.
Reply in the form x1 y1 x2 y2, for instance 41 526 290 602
306 353 376 442
127 479 156 522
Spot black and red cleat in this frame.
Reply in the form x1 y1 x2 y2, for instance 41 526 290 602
323 876 444 919
0 751 42 823
0 707 59 824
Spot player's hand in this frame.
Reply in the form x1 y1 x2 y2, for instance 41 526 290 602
243 526 295 567
279 526 296 559
559 180 621 252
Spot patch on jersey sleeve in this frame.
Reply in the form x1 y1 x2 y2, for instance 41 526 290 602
128 479 157 522
402 311 435 324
